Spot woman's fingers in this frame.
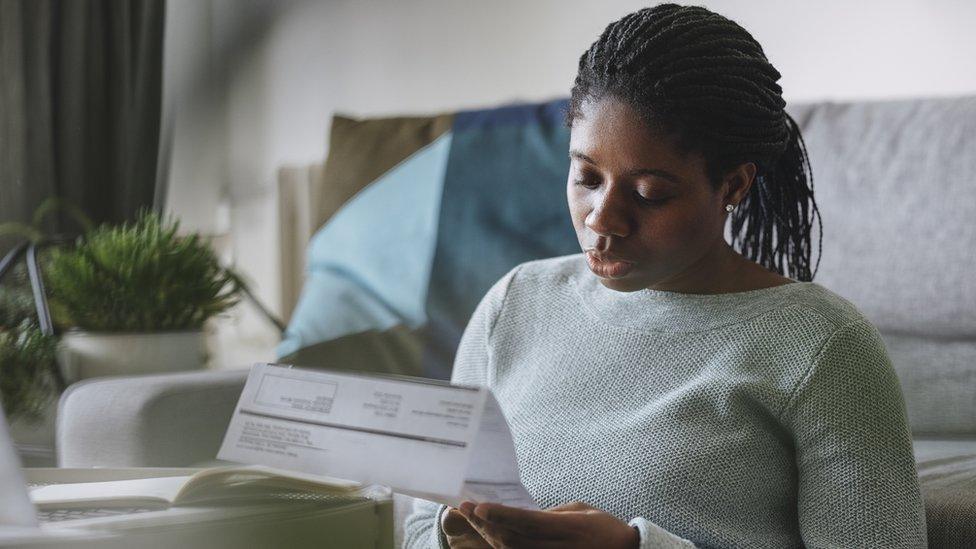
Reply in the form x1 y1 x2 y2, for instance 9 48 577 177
443 507 476 536
471 502 573 538
546 500 594 513
452 500 635 549
459 507 513 548
442 507 492 548
458 502 552 548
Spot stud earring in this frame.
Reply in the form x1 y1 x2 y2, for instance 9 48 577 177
725 204 736 212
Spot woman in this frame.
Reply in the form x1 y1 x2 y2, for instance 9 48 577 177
404 3 926 548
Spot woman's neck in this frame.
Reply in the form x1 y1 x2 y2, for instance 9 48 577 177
645 239 793 295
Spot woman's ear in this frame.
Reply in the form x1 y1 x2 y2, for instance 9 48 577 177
721 162 757 206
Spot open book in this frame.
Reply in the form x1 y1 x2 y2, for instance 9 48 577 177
29 465 386 509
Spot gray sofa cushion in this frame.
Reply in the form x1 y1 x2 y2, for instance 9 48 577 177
883 333 976 435
787 97 976 340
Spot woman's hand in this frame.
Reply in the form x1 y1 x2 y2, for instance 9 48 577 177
442 506 492 548
456 500 639 549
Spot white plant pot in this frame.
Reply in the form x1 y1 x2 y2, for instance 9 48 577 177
57 330 207 383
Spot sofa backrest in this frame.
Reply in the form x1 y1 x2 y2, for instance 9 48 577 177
785 95 976 436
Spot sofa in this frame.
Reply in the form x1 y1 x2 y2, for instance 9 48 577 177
57 94 976 548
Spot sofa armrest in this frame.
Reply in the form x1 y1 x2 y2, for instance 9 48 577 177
56 369 248 467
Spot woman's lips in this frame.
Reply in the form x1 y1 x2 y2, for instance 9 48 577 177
585 251 635 279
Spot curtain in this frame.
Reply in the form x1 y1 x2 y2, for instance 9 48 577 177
0 0 165 252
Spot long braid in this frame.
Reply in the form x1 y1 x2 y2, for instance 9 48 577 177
566 3 822 281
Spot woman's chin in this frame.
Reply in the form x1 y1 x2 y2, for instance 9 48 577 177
597 275 648 293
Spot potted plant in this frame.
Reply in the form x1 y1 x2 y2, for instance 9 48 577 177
45 211 244 381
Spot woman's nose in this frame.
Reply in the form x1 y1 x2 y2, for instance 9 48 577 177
584 185 631 239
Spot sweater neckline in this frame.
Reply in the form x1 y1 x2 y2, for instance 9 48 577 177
569 255 816 333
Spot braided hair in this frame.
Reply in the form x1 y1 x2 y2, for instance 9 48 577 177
566 3 822 281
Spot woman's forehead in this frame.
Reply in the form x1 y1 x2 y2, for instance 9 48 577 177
569 97 705 181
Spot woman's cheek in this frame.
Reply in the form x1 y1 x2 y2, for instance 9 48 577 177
663 209 711 259
567 187 590 231
639 209 690 256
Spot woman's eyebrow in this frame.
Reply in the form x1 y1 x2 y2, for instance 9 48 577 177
569 150 683 184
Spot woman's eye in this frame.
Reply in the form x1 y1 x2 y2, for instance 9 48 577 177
635 191 668 206
573 178 600 189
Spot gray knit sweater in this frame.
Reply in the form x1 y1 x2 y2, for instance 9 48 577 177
402 253 927 548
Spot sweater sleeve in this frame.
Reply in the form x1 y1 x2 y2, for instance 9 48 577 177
780 319 927 548
628 518 699 548
400 266 519 549
401 499 450 549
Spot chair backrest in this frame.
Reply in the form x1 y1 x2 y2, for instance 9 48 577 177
785 95 976 436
